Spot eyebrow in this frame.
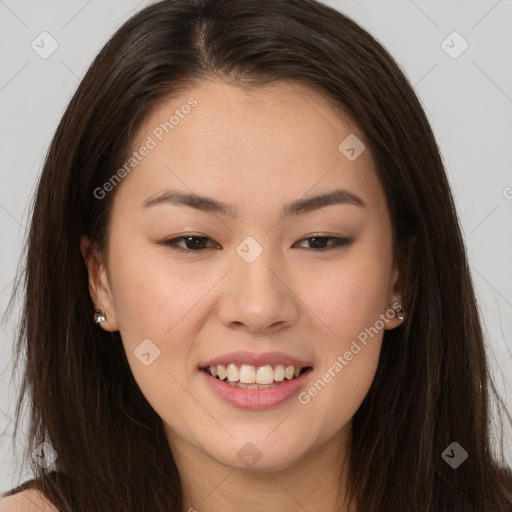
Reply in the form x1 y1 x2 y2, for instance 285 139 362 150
142 188 366 217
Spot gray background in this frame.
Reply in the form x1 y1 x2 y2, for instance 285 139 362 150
1 0 511 492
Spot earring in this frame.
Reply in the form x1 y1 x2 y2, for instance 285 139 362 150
397 305 405 321
94 309 107 325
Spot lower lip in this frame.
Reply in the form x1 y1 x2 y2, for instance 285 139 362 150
199 369 312 410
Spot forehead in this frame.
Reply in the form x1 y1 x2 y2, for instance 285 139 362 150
114 80 384 217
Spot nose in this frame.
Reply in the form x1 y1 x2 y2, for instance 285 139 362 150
216 248 299 334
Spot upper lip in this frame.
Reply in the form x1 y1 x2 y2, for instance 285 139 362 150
200 350 313 369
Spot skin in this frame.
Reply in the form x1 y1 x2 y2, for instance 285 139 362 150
81 80 406 512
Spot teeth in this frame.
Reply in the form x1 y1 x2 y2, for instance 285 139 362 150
227 363 239 382
227 381 277 390
205 363 305 383
217 364 227 381
239 364 256 384
274 364 285 381
256 364 274 385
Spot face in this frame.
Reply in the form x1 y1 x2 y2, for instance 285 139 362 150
81 80 404 472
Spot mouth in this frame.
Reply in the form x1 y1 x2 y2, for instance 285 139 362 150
201 363 312 389
198 351 314 409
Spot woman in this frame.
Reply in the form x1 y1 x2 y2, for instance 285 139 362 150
1 0 511 510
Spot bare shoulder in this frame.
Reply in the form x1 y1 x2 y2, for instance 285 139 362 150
0 489 59 512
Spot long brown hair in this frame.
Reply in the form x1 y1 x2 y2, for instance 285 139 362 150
3 0 511 510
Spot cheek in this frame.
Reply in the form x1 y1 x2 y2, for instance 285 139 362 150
105 233 219 405
107 233 208 340
296 244 391 419
298 342 381 444
106 238 210 427
297 263 388 433
305 246 393 342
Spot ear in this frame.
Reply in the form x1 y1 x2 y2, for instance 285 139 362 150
80 235 119 331
384 236 415 330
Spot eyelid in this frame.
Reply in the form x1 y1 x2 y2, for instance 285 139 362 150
293 234 353 250
160 234 219 252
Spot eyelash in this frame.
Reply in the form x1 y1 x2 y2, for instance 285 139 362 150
160 234 353 254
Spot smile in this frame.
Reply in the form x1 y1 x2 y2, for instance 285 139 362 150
203 363 309 389
199 364 313 410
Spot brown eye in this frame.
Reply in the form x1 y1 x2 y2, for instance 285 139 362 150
161 236 218 253
294 236 353 251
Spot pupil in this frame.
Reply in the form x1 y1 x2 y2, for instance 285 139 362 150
187 237 204 249
310 237 325 249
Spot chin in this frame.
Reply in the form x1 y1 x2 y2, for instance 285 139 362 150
198 430 313 473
